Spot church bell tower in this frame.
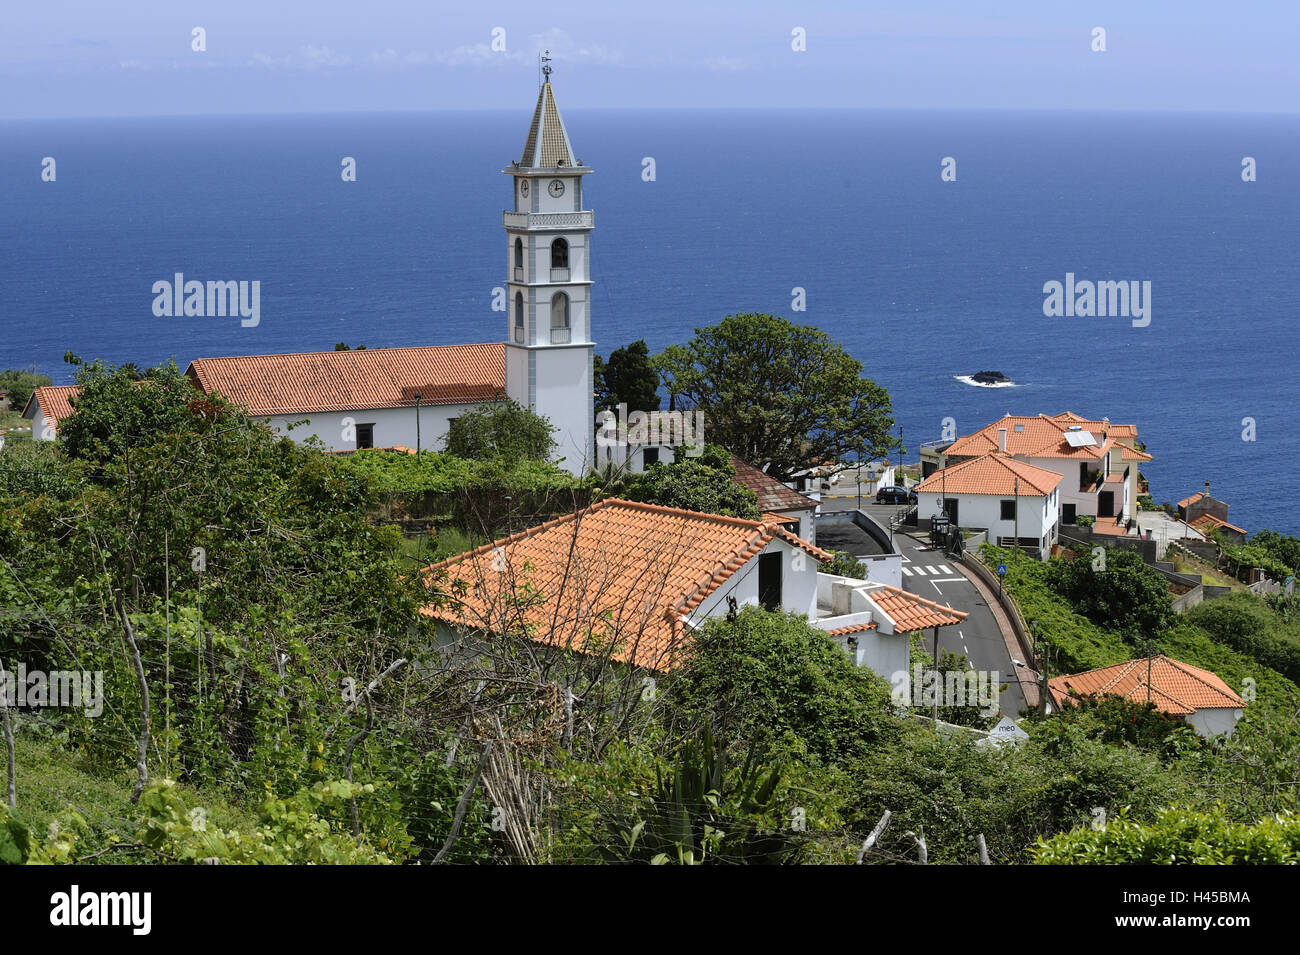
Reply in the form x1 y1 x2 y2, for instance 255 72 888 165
503 53 594 475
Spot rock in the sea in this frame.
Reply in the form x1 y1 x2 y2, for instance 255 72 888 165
971 370 1011 384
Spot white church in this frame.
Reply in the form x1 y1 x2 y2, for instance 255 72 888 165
25 64 597 476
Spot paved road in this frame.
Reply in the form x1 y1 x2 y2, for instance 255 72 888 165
821 497 1030 716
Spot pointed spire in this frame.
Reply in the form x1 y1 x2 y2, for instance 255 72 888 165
519 54 577 168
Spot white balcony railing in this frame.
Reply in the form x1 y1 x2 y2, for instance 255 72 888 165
514 326 524 343
550 267 570 282
513 267 524 282
550 327 571 344
503 211 594 230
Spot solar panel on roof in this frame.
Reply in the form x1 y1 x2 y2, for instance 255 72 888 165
1064 430 1096 447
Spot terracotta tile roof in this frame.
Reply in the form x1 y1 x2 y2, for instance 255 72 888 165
867 584 968 631
186 343 506 416
730 456 818 513
1049 655 1245 717
1191 513 1246 536
946 413 1139 461
1177 491 1205 509
421 498 833 671
1121 446 1153 462
826 621 878 636
915 452 1063 497
22 385 81 432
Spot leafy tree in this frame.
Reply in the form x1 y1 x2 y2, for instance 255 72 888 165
620 443 759 519
0 369 52 413
594 340 659 414
56 357 214 466
443 399 555 462
824 550 867 579
654 313 897 482
1046 547 1175 642
334 342 367 350
664 606 897 766
1034 693 1201 759
1184 594 1300 684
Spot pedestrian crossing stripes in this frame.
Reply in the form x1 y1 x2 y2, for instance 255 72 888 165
901 565 953 577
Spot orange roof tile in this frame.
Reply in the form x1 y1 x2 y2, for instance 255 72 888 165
22 385 81 432
826 621 879 636
1177 491 1205 509
730 456 818 513
946 413 1141 462
867 584 968 631
1120 446 1153 462
421 498 833 671
1191 513 1246 536
186 343 506 416
1049 655 1245 717
915 452 1063 497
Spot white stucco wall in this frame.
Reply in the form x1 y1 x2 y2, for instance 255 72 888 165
689 539 819 625
916 488 1059 554
256 402 483 452
1185 706 1243 739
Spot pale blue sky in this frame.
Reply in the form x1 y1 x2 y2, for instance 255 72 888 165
1 0 1295 119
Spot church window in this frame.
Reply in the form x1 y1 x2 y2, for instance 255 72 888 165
551 237 569 269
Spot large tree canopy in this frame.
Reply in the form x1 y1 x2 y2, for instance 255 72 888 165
443 399 555 462
593 339 660 414
654 314 897 482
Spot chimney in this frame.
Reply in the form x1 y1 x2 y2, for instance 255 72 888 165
1205 480 1211 499
997 427 1007 453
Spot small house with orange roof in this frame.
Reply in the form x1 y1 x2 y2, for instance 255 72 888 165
1048 654 1247 737
927 411 1150 534
914 452 1063 558
422 498 966 681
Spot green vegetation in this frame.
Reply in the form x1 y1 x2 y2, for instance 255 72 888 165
654 313 897 483
1046 546 1175 640
1032 807 1300 864
443 398 556 462
593 339 660 414
619 443 760 520
823 550 867 579
0 368 52 415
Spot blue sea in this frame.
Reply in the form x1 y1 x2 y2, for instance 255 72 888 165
1 109 1297 532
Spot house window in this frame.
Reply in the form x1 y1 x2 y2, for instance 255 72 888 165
551 237 569 269
642 447 659 467
514 237 524 270
758 552 783 612
1062 502 1076 524
514 292 525 343
1000 500 1016 521
356 423 374 449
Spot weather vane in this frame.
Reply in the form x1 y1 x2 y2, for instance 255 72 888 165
540 49 552 86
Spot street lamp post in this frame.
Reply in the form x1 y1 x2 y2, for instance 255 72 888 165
414 393 423 455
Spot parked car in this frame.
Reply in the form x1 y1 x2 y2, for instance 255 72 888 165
876 485 916 505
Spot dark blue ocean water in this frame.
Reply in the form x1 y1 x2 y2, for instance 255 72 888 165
1 109 1297 531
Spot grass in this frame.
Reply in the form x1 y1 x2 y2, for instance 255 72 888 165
399 526 485 565
6 727 260 852
1171 553 1245 591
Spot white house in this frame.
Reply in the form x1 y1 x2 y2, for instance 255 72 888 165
20 386 79 441
1048 655 1247 738
939 413 1151 535
914 451 1062 557
422 498 966 683
27 70 598 477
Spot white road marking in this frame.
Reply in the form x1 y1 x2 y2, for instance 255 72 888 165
901 567 912 577
938 565 952 574
928 578 967 583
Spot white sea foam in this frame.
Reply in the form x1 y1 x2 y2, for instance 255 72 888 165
953 375 1016 389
